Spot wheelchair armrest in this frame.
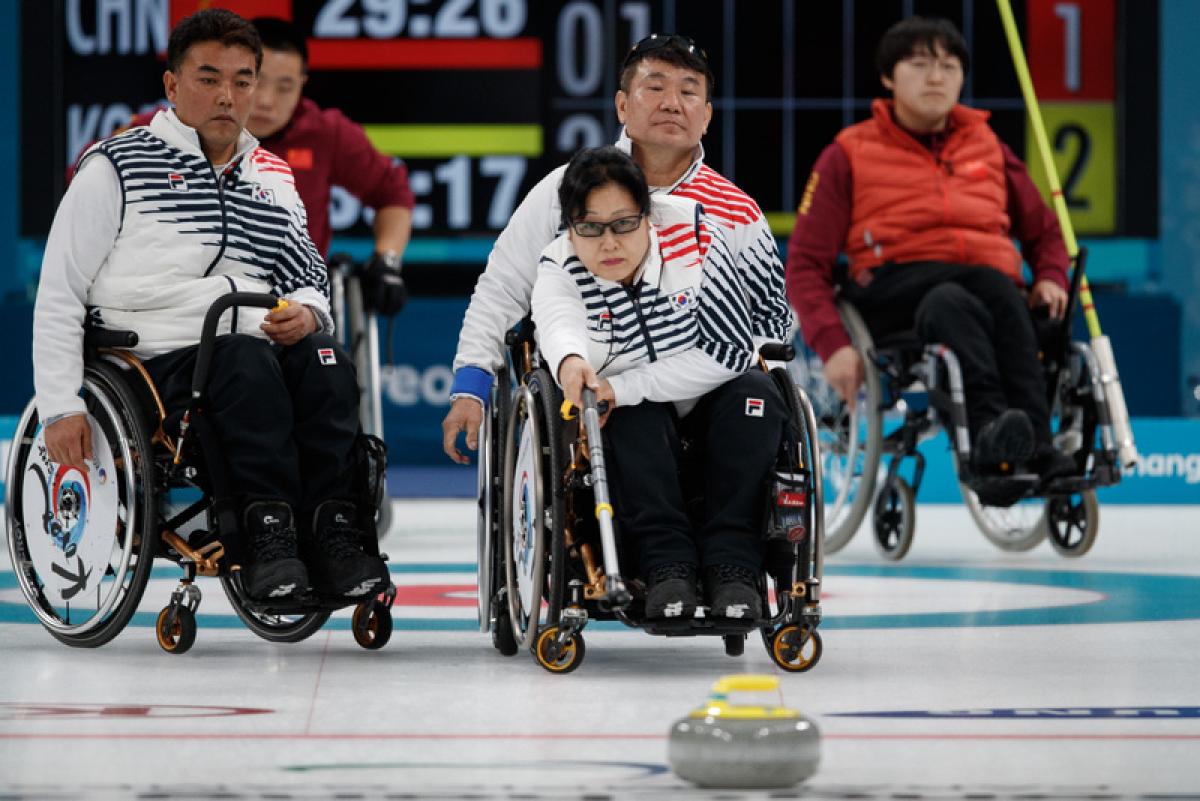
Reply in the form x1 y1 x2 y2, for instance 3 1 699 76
84 327 139 349
759 342 795 362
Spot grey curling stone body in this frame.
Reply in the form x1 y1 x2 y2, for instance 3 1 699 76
668 674 820 789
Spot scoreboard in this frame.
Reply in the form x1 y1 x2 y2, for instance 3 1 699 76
21 0 1147 268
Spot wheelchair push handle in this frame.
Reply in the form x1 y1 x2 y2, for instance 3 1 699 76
191 292 282 399
759 342 796 362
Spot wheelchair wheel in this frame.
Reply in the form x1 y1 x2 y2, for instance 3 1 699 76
767 624 822 673
351 598 393 650
501 369 566 653
492 604 519 656
220 573 331 643
5 362 158 648
1045 490 1099 558
335 267 393 539
155 606 197 655
790 304 883 553
477 368 511 636
961 483 1047 552
534 625 585 674
872 477 915 561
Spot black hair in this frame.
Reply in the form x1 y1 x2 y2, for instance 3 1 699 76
619 35 715 102
875 16 971 79
167 9 262 73
252 17 308 68
558 146 651 230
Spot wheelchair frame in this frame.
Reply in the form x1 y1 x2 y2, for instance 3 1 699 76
476 325 826 674
794 249 1121 560
327 254 393 539
6 293 396 654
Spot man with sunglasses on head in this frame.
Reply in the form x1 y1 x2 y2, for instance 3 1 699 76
443 33 790 462
787 16 1076 481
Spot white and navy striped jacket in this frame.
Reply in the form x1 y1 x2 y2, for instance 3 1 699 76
33 109 329 421
532 195 754 413
450 129 789 405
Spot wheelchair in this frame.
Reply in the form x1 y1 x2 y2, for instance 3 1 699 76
327 253 393 538
475 322 826 674
5 293 396 654
790 252 1122 560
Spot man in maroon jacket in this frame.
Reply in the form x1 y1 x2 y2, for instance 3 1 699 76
247 17 413 314
787 16 1074 478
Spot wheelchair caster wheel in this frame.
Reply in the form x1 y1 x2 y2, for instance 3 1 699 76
768 624 822 673
351 600 393 650
156 606 197 655
492 608 518 656
723 634 745 657
1046 490 1099 558
873 477 915 561
534 626 585 674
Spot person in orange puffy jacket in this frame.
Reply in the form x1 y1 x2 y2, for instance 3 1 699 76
787 15 1074 479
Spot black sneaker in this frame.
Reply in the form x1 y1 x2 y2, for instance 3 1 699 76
644 562 699 619
1030 442 1077 482
704 564 762 620
973 409 1035 474
308 500 389 598
241 501 308 600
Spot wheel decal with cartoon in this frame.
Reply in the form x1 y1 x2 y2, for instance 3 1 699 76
20 420 121 607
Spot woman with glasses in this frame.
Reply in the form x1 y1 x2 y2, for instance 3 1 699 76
532 146 787 621
443 32 790 470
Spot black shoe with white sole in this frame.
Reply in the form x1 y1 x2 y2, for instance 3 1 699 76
645 562 699 620
242 501 309 600
704 564 762 620
308 500 389 598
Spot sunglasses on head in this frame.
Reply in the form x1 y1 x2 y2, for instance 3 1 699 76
621 34 708 71
571 214 645 238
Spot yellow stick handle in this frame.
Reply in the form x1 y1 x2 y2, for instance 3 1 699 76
995 0 1101 339
996 0 1137 467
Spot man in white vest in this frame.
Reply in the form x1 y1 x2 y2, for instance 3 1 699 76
32 9 388 602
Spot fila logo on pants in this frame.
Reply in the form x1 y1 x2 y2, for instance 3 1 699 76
745 398 764 417
317 348 337 366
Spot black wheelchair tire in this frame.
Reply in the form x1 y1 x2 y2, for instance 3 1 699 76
219 574 331 643
5 362 159 648
501 368 566 653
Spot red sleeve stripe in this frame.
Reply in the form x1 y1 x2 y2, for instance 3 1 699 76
677 183 760 217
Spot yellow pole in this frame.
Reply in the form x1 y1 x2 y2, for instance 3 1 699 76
994 0 1137 467
995 0 1100 339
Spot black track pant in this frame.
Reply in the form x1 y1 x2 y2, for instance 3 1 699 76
602 371 787 575
144 333 360 528
844 261 1052 443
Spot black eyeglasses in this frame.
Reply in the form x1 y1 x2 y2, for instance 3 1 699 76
571 214 645 238
621 34 708 71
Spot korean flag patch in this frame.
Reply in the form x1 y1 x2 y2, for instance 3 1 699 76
669 287 696 311
317 348 337 366
252 183 276 205
745 398 764 417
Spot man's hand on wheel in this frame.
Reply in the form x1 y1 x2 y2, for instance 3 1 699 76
823 345 864 406
442 397 484 464
45 414 93 471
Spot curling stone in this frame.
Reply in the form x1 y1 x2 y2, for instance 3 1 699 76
668 673 820 788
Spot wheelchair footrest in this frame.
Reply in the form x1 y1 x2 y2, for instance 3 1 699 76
966 474 1041 507
241 582 396 615
641 616 764 637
